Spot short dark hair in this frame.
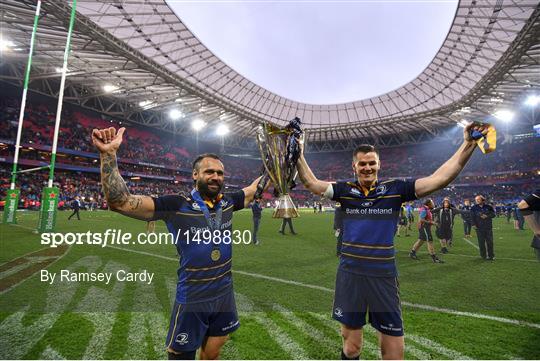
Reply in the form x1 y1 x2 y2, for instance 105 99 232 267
353 144 378 159
192 153 221 171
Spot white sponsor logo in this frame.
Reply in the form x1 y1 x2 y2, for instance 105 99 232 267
360 201 373 207
379 324 402 331
375 185 387 195
334 307 343 317
192 203 201 210
350 188 362 196
175 333 189 345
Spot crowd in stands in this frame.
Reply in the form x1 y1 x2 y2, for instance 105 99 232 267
1 94 538 211
1 97 193 170
305 139 539 181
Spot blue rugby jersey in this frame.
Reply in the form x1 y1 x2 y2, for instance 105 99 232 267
152 190 245 303
331 179 417 277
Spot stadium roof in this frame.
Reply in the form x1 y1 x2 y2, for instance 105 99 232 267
1 0 539 150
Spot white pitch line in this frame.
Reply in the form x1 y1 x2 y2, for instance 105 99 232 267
104 245 540 330
271 303 374 358
362 326 433 360
463 237 479 250
406 334 471 360
447 252 538 263
398 249 537 263
236 293 309 360
40 346 65 360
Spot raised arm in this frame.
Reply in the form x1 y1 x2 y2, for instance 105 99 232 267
92 127 155 221
242 176 264 208
415 123 487 198
296 155 332 196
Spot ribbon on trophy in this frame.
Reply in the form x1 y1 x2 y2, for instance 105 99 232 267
470 122 497 154
255 117 304 218
191 189 223 261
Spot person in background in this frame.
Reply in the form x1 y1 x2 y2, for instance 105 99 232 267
279 216 297 235
518 189 540 261
433 198 457 253
406 202 415 233
471 195 496 260
396 203 410 237
515 205 525 230
460 199 473 238
251 198 263 245
409 199 444 263
505 204 512 224
68 196 81 220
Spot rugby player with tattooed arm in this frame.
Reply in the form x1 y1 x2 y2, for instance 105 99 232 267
92 126 262 360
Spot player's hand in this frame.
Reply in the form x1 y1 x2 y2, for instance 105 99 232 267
92 127 125 154
463 122 488 143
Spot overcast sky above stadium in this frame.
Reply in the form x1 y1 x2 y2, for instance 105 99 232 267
167 0 458 105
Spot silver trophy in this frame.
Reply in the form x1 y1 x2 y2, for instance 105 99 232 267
256 118 304 218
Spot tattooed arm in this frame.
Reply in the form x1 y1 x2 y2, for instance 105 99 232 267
92 127 155 220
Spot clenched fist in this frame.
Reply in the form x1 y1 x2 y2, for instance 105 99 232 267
92 127 125 154
463 122 489 143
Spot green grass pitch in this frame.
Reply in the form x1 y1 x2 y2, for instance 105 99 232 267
1 209 539 359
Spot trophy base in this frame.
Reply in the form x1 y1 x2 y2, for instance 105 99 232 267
272 194 299 218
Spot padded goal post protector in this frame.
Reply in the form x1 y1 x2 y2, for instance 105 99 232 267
37 186 59 232
2 189 20 224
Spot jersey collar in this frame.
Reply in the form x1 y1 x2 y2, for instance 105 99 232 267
351 179 379 196
192 188 224 209
204 193 223 209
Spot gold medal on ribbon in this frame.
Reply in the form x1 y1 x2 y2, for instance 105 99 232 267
211 249 221 262
474 123 497 154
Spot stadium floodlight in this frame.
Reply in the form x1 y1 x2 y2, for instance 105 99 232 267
103 84 119 93
525 95 540 107
0 39 15 51
191 119 206 131
216 123 229 136
493 109 514 122
169 108 184 120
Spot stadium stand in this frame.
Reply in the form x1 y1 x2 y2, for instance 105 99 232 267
1 94 538 210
